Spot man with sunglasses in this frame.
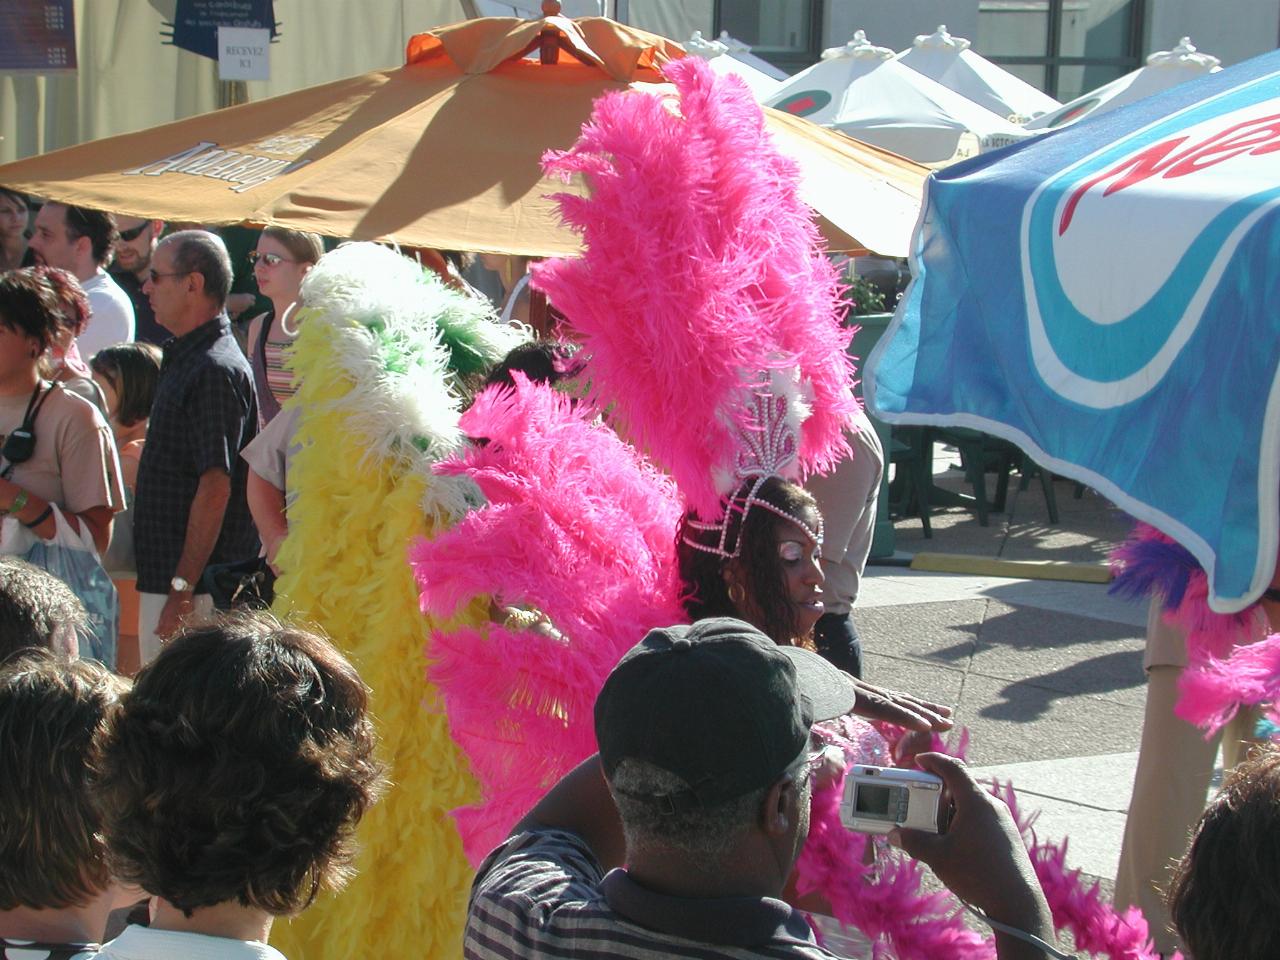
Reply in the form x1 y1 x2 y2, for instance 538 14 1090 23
109 216 169 344
464 617 1057 959
28 202 135 355
134 230 258 663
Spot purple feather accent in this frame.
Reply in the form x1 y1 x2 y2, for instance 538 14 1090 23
1108 524 1200 611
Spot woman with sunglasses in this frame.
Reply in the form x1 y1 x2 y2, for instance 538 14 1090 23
246 228 323 424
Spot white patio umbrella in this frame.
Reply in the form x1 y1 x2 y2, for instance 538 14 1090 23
684 31 781 101
1025 37 1221 131
895 25 1060 122
714 30 789 81
767 30 1030 164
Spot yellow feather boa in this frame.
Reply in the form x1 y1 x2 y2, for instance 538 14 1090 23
268 322 482 960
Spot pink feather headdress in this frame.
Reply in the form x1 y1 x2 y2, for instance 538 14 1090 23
532 55 856 523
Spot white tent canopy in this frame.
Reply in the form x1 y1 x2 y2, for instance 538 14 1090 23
766 30 1030 164
895 25 1060 122
1025 37 1222 131
684 31 782 101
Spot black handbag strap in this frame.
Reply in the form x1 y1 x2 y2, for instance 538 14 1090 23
1 381 57 481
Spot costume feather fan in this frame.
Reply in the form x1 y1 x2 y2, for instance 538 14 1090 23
532 56 855 519
268 242 504 960
409 375 687 863
295 242 518 519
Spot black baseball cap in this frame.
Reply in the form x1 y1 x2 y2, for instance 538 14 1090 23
594 617 857 813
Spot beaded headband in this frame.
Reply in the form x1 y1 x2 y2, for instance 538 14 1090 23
681 388 823 559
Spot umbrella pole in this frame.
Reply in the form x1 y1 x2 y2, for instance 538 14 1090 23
529 287 551 337
218 80 249 109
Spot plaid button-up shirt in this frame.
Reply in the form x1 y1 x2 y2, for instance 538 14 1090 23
134 315 259 594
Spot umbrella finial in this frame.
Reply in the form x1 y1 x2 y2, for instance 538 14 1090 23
822 29 893 62
913 24 970 51
542 0 561 15
1146 35 1220 69
686 31 728 59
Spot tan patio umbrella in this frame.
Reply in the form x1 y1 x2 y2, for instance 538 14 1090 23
0 11 926 257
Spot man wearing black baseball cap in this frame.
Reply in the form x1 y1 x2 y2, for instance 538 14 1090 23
464 618 1055 959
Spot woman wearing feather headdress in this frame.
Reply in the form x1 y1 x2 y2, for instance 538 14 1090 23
415 52 1170 960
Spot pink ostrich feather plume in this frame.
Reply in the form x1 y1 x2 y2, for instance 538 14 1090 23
995 781 1164 960
1176 631 1280 733
409 375 687 862
532 55 854 519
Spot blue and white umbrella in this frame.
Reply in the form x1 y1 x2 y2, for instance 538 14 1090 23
866 48 1280 614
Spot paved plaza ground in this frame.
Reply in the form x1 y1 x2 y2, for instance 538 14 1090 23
854 452 1223 920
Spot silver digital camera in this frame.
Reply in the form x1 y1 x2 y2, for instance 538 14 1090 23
838 764 943 834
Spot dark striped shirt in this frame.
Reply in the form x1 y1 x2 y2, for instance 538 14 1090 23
465 828 840 959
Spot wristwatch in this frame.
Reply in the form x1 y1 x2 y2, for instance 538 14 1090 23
170 576 193 593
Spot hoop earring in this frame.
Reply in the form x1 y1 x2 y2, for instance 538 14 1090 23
728 582 746 606
280 300 300 337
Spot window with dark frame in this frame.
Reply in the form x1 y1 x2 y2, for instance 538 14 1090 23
977 0 1148 102
712 0 824 74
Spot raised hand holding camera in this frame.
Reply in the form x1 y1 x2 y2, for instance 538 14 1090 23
839 764 942 835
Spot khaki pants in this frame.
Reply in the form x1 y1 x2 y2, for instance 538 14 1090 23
1114 602 1260 955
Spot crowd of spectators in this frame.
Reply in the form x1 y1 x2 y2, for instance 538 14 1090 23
0 193 1272 960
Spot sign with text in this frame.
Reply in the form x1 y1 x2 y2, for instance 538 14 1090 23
218 27 270 80
165 0 278 61
0 1 77 72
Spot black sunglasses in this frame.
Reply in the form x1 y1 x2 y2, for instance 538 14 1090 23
117 222 152 242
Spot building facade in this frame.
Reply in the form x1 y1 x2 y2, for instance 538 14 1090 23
619 1 1280 102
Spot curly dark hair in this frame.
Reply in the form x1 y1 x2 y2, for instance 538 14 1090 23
676 476 821 647
483 340 582 391
0 650 127 910
0 266 65 353
91 610 385 917
1167 746 1280 960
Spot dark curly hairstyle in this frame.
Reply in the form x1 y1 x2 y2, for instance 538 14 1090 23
0 266 65 353
483 340 582 391
676 476 821 647
0 650 127 910
1167 746 1280 960
91 610 385 917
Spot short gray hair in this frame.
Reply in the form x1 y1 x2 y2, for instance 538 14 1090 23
162 230 232 308
609 759 768 862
